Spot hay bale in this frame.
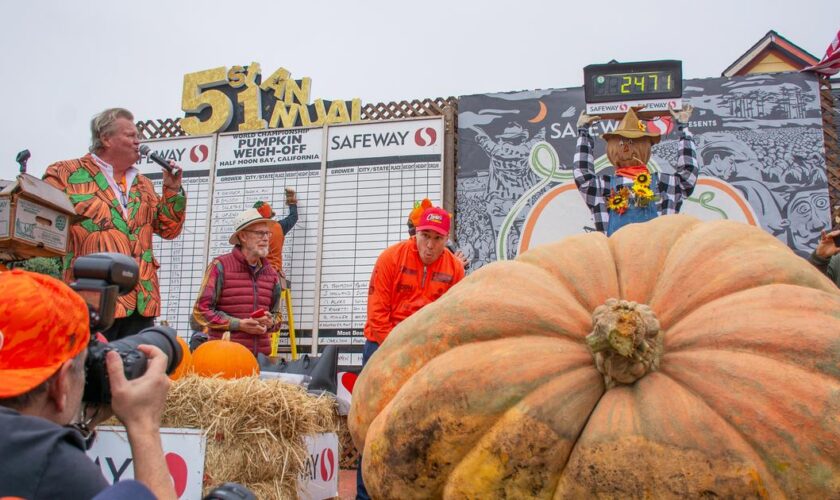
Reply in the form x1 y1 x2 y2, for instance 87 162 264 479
161 374 338 498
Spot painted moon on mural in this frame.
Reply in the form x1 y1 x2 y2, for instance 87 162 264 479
518 176 758 253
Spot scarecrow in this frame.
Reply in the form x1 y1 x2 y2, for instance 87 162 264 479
573 105 698 235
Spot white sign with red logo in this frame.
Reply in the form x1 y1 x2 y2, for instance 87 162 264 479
135 134 216 338
326 117 444 161
586 98 682 116
298 432 339 499
135 135 216 175
87 426 206 499
336 371 358 415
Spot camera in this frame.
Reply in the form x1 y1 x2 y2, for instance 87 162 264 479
70 253 182 404
203 482 256 500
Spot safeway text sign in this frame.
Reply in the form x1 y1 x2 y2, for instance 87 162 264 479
298 433 339 499
87 426 206 499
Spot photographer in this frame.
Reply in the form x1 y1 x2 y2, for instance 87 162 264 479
0 269 175 499
808 229 840 287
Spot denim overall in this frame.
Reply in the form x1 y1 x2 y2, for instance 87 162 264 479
606 173 659 236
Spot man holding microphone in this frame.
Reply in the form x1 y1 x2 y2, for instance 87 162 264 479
44 108 187 340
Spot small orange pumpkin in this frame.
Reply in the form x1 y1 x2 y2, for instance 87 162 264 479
169 336 193 380
192 332 259 379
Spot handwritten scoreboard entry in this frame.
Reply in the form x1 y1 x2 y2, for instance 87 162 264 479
136 135 216 336
140 117 444 369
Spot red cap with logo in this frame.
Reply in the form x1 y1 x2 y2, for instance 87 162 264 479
0 269 90 398
416 207 451 236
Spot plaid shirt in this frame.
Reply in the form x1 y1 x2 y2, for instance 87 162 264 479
573 124 699 233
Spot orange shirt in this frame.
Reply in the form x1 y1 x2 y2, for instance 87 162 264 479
364 237 464 344
266 223 285 274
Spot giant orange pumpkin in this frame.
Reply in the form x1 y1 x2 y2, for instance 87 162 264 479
348 215 840 498
192 332 259 379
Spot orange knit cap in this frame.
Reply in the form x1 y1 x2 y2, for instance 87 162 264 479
0 269 90 398
253 200 275 218
408 198 433 227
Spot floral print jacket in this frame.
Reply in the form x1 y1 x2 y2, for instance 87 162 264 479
44 154 186 318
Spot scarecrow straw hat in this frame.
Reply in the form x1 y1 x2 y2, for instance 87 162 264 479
602 107 662 145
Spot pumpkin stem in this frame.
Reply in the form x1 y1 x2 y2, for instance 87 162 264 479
586 298 662 389
222 331 231 342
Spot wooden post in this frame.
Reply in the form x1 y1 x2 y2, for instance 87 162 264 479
442 104 458 238
818 75 840 223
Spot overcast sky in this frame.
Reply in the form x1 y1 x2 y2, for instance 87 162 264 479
0 0 836 180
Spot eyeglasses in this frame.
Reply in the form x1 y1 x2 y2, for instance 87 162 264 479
244 230 271 239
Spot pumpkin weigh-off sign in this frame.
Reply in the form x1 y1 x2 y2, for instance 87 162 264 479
349 215 840 498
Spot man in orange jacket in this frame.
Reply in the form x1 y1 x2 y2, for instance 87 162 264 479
356 205 464 499
253 187 298 280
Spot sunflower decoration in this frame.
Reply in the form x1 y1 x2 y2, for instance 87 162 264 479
632 184 656 207
633 172 651 187
607 188 630 214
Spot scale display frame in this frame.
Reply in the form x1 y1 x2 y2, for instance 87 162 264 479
583 60 683 118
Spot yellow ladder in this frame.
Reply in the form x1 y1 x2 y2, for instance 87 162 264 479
270 286 298 360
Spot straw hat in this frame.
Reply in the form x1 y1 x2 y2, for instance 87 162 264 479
229 208 277 245
602 108 661 145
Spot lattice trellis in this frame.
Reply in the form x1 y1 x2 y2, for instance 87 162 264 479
819 76 840 222
360 97 456 121
136 118 185 139
136 97 459 139
338 415 359 469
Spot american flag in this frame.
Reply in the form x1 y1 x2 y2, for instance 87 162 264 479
804 29 840 76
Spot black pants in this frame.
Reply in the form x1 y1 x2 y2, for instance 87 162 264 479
355 340 380 500
102 315 155 341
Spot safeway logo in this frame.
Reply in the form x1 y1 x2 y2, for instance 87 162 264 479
190 144 209 163
414 127 437 146
320 448 335 482
165 452 189 497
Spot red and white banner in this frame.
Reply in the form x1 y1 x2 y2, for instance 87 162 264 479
804 29 840 75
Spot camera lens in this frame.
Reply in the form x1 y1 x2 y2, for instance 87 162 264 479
108 325 183 374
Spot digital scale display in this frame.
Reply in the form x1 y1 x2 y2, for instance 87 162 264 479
591 70 676 99
583 60 683 118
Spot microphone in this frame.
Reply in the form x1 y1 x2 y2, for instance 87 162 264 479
139 145 174 173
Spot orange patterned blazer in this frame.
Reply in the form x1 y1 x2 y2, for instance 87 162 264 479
44 154 186 319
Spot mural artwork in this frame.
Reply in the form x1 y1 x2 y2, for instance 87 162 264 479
456 72 826 269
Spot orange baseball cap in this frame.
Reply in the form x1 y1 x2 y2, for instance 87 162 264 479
0 269 90 398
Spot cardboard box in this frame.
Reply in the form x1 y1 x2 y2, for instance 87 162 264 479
0 173 76 262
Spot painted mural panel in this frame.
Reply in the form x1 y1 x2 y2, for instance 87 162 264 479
456 72 826 269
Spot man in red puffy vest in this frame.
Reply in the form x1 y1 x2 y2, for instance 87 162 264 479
191 208 282 355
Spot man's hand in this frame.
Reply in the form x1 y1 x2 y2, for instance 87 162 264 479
162 162 183 190
454 249 468 268
107 345 177 500
285 187 297 205
239 318 267 335
816 229 840 259
669 103 694 125
254 314 273 329
106 345 170 432
577 111 600 129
